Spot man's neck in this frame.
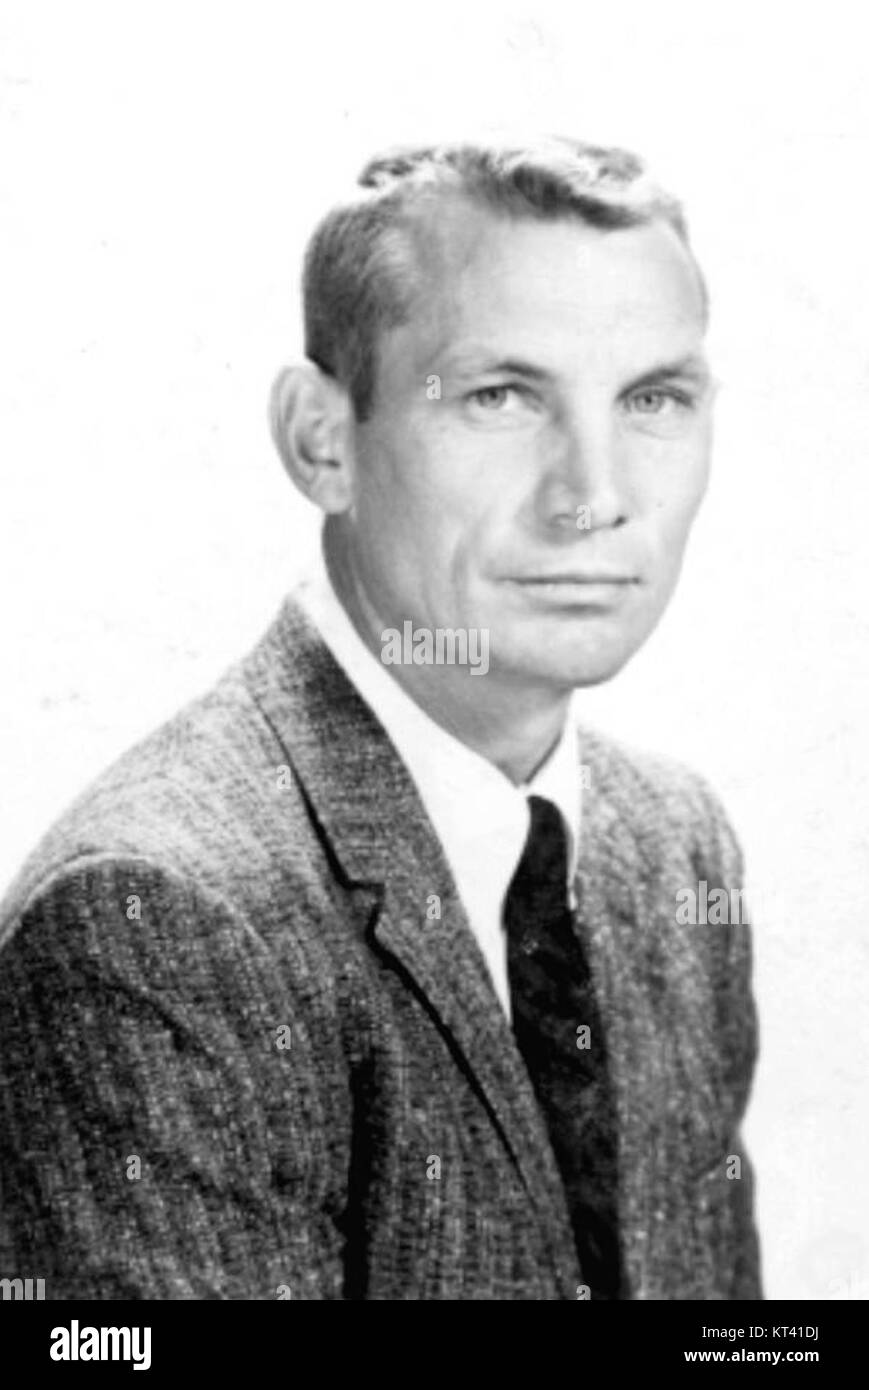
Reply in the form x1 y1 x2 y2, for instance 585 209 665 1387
323 537 573 786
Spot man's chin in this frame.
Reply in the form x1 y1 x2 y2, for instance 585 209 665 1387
483 614 647 690
545 654 634 690
493 642 639 692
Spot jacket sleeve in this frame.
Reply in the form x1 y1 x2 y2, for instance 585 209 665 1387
693 779 764 1301
0 856 349 1300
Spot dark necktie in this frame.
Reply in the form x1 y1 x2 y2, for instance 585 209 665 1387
505 794 623 1300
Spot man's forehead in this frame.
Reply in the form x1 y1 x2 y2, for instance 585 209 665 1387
409 197 698 285
400 205 707 368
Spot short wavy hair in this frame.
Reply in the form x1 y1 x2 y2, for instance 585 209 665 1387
303 136 698 422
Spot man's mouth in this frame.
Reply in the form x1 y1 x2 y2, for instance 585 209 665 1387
507 572 639 585
502 573 641 606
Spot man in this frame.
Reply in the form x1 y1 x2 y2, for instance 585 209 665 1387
0 137 761 1300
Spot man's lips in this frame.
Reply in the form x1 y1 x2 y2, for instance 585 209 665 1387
504 573 640 585
500 572 641 608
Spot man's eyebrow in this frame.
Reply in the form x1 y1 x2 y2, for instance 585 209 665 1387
435 348 714 391
437 351 553 380
623 356 712 390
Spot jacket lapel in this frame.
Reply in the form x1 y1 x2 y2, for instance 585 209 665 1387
372 872 581 1291
244 595 581 1293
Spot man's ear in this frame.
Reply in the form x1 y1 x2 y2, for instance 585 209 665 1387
269 361 356 514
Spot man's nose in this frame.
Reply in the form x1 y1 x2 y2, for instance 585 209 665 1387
534 414 628 532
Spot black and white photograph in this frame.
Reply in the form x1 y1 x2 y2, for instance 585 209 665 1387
0 0 866 1356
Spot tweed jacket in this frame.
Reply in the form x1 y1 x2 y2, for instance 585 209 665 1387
0 596 762 1300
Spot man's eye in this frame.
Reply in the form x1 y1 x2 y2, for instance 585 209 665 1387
628 387 691 414
469 384 518 410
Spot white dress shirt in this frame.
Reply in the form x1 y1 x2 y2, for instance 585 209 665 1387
295 550 583 1019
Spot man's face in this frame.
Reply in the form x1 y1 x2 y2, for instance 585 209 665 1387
341 203 713 693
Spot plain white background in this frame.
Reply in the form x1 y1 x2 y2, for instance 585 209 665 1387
1 0 867 1301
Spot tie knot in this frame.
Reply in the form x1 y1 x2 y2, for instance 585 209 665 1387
527 793 569 873
504 795 571 932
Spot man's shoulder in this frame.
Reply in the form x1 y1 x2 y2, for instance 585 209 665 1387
578 721 741 866
0 622 307 932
